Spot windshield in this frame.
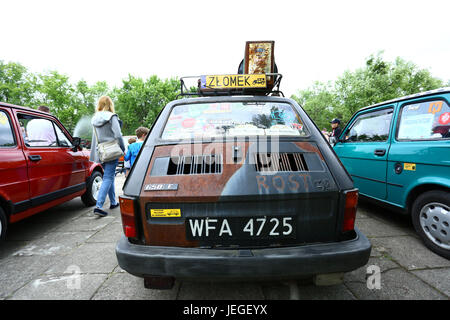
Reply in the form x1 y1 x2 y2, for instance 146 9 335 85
161 102 307 140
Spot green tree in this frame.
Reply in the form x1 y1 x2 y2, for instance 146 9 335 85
292 53 446 128
33 70 81 131
0 61 36 106
0 60 185 137
334 53 444 120
115 75 180 135
71 80 111 139
33 71 110 133
291 81 337 130
75 80 110 115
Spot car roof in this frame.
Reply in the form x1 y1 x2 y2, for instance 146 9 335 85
358 87 450 112
0 101 57 118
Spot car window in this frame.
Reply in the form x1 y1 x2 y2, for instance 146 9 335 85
161 102 308 140
53 123 73 147
0 110 16 147
18 113 58 147
397 99 450 140
344 108 393 142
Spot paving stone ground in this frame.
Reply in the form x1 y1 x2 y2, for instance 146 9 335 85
0 174 448 300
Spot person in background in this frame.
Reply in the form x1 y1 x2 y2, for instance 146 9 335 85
90 96 125 217
321 128 329 142
124 127 149 168
327 118 342 140
26 105 56 146
124 137 136 177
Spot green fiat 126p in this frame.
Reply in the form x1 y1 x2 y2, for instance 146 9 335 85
333 87 450 259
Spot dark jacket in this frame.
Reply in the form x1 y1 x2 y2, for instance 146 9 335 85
331 127 342 138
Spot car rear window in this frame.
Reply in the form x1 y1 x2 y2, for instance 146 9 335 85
161 102 307 140
397 99 450 140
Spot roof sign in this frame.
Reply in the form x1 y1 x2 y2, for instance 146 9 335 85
200 74 267 90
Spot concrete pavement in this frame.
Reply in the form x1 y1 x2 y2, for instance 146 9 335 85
0 174 448 300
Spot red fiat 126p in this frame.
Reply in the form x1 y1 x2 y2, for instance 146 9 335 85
0 102 103 239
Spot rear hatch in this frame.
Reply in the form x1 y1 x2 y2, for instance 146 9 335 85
137 140 342 248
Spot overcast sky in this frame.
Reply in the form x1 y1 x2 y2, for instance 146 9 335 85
2 0 450 97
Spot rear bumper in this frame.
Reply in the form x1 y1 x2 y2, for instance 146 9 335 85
115 228 371 281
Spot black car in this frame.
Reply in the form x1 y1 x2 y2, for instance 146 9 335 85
115 74 371 289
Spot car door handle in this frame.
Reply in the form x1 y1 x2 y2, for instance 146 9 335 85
374 149 386 156
28 155 42 162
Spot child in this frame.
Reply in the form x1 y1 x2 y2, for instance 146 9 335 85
124 127 149 168
124 137 136 177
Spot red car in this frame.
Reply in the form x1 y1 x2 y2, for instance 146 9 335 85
0 102 103 239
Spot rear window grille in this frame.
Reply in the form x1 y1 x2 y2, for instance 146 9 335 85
254 153 309 172
167 154 223 175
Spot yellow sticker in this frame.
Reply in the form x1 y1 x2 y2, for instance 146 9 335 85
150 209 181 218
404 163 416 171
202 74 267 89
428 101 443 115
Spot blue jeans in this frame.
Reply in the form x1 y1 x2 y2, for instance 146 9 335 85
96 159 119 209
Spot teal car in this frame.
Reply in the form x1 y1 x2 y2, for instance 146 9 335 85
333 87 450 259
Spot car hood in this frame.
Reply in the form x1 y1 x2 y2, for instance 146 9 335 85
81 149 91 158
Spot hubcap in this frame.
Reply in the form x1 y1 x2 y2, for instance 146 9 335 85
91 176 103 201
419 202 450 250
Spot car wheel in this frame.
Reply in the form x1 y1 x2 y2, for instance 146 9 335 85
411 190 450 259
81 171 103 207
0 207 7 240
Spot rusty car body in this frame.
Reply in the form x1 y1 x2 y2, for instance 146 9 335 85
115 92 371 289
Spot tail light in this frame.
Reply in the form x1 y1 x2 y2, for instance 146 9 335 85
342 189 358 232
119 196 137 238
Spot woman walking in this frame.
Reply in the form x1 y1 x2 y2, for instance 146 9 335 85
90 96 125 217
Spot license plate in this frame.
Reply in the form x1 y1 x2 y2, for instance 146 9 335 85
186 216 296 240
200 74 267 89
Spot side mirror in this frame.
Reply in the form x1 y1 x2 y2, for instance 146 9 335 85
72 137 81 152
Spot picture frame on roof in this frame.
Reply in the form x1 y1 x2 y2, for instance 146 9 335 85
244 41 275 85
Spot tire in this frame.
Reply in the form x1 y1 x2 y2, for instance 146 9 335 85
411 190 450 260
81 171 103 207
0 206 7 241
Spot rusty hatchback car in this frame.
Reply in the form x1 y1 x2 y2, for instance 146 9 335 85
115 75 371 289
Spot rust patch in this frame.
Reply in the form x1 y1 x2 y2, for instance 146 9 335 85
139 142 248 202
139 142 248 246
294 142 324 161
145 223 199 247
